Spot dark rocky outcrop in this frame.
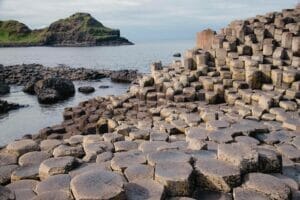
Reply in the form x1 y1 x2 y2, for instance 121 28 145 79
78 86 95 94
0 13 133 47
110 70 138 83
0 99 25 114
0 82 10 95
34 78 75 104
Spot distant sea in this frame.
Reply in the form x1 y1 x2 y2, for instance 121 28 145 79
0 40 194 145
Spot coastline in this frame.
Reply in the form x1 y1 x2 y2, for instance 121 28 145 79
0 5 299 200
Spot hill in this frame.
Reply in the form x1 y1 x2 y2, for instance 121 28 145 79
0 13 133 47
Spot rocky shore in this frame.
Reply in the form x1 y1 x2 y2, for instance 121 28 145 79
0 64 138 85
0 5 300 200
0 64 138 104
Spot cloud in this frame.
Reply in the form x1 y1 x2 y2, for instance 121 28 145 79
0 0 298 40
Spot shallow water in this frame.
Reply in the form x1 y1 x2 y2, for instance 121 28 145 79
0 79 129 146
0 40 193 145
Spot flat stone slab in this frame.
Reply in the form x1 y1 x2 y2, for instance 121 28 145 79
124 164 154 182
39 156 78 180
35 174 71 195
6 139 40 156
70 169 125 200
276 144 300 162
53 145 84 158
155 161 193 196
194 158 241 192
40 139 62 153
69 163 111 178
233 187 269 200
125 179 165 200
11 165 39 182
114 141 138 152
139 141 169 154
243 173 291 200
218 143 259 172
0 153 18 166
31 191 73 200
14 189 36 200
6 179 39 191
19 151 51 166
193 190 232 200
111 150 146 171
147 150 191 166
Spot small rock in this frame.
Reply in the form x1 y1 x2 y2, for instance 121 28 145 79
78 86 95 94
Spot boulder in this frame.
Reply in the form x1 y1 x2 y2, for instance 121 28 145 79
78 86 95 94
110 70 137 83
34 78 75 104
0 82 10 95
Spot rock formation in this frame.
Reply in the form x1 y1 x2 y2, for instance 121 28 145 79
0 13 133 47
0 5 299 200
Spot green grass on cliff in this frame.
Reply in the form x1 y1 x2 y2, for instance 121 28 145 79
0 20 44 45
52 12 120 38
0 13 126 46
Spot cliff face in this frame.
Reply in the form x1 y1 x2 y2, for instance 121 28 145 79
0 13 133 47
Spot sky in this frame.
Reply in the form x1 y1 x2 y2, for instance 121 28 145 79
0 0 299 42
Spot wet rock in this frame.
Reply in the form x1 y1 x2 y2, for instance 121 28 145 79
34 78 75 104
111 70 138 83
0 82 10 95
78 86 95 94
173 53 181 57
70 169 125 200
125 179 165 200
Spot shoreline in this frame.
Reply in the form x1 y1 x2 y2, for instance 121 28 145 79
0 5 299 200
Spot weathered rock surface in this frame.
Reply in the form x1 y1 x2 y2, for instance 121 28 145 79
70 169 125 200
34 78 75 104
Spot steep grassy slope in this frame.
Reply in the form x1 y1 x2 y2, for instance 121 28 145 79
0 13 132 47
